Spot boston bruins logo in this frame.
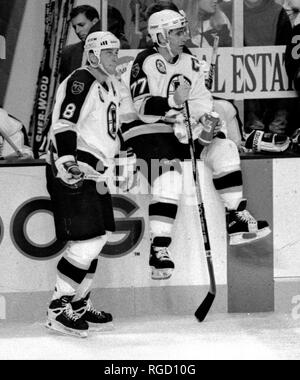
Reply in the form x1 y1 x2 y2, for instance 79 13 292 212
167 75 192 110
156 59 167 74
107 102 117 140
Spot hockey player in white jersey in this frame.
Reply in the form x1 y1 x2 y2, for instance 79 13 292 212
45 31 134 337
123 9 271 280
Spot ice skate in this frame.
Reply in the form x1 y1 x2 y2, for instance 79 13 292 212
72 293 113 332
227 199 271 245
46 295 89 338
149 245 175 280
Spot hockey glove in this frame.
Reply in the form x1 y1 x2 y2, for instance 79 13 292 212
55 155 84 188
242 130 291 153
169 80 191 108
115 148 137 192
173 113 201 144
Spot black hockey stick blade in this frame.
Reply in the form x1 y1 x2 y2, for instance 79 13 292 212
194 292 216 322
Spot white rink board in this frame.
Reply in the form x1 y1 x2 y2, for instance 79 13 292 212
0 163 226 294
1 158 300 297
273 159 300 279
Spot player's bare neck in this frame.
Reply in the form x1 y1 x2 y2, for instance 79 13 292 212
86 66 108 85
158 47 177 64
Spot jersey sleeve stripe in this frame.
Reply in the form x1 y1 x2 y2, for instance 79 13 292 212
122 123 173 142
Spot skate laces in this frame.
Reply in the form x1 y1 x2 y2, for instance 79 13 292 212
236 209 256 225
154 247 171 261
63 303 81 322
86 299 103 316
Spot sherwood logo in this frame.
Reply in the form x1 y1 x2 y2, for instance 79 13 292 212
0 35 6 60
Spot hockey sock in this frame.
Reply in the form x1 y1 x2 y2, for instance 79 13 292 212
52 236 107 300
73 259 98 302
213 170 243 210
149 201 178 241
51 256 89 300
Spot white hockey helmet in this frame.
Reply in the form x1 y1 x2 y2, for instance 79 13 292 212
148 9 188 46
84 31 120 73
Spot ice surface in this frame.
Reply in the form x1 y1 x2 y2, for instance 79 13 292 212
0 313 299 360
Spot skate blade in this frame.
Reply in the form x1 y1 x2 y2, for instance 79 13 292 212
229 227 271 246
45 319 88 338
88 321 114 332
151 267 173 280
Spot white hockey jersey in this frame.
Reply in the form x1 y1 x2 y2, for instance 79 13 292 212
134 49 212 116
121 47 214 143
49 67 134 168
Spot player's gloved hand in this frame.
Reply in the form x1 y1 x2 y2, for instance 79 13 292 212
55 155 84 188
173 113 202 144
169 81 191 108
115 148 137 192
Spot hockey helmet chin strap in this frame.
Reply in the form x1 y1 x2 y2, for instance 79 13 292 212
89 57 113 77
155 35 176 58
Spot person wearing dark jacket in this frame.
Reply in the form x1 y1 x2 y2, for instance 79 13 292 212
59 5 99 82
88 6 131 49
244 0 293 136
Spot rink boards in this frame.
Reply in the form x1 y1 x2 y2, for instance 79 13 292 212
0 158 299 321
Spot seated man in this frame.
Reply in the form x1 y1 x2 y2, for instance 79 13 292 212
0 108 33 159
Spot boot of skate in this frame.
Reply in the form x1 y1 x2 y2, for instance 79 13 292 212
72 292 113 331
46 295 89 338
227 199 271 245
149 237 175 280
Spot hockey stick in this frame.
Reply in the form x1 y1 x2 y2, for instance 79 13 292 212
0 126 23 158
205 35 219 91
183 100 216 322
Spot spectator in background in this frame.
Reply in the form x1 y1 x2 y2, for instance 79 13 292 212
286 3 300 87
129 0 150 49
186 0 232 48
88 5 131 49
244 0 292 46
219 0 233 22
130 0 178 48
243 0 293 136
276 0 300 26
59 5 99 82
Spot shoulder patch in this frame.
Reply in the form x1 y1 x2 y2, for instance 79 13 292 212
156 59 167 74
131 63 140 79
71 81 85 95
191 57 200 72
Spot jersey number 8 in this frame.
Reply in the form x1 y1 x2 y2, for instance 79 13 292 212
62 103 76 119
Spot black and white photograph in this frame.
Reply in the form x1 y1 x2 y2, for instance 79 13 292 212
0 0 300 363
